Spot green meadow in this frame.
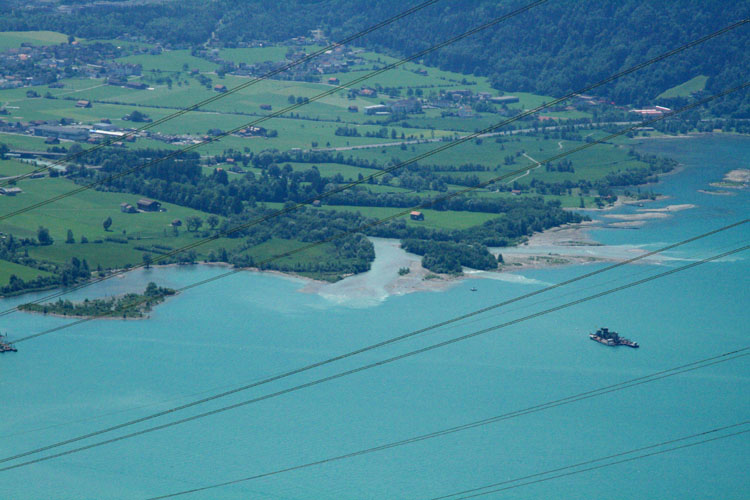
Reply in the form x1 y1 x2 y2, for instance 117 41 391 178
657 75 708 99
0 31 75 50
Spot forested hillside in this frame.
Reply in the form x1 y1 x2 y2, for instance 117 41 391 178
2 0 747 114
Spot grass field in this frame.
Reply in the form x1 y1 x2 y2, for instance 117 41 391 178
116 50 219 72
0 159 38 177
0 31 76 50
657 75 708 99
317 205 502 230
0 259 54 284
218 46 290 65
0 133 52 151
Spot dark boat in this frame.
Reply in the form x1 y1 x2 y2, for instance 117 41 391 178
0 334 17 353
589 327 639 348
470 287 478 292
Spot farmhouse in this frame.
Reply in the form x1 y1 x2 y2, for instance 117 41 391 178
213 84 227 92
328 77 340 85
120 202 136 213
490 95 519 104
390 98 421 114
410 211 424 221
0 187 22 196
365 104 389 115
137 198 161 211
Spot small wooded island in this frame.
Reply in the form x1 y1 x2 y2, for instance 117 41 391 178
18 282 176 319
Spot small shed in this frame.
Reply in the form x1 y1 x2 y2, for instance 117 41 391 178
348 105 358 113
75 100 91 108
213 84 227 92
260 104 272 110
410 211 424 221
137 198 161 211
171 219 182 227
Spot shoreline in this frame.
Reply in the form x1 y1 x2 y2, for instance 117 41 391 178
7 221 641 310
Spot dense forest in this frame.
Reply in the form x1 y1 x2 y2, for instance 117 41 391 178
401 238 500 274
2 0 747 114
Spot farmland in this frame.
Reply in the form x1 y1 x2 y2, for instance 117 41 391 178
0 32 673 287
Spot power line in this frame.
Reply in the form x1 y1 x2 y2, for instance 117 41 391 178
5 221 744 461
0 0 445 187
10 82 748 338
3 220 743 446
431 423 750 500
1 244 745 472
142 349 747 498
0 0 556 221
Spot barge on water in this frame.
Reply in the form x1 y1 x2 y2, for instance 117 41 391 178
589 327 639 348
0 334 17 353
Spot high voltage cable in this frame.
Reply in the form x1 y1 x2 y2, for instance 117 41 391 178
142 349 747 498
430 423 750 500
0 0 445 187
0 0 555 220
3 220 744 448
4 220 744 460
9 82 748 339
1 244 746 472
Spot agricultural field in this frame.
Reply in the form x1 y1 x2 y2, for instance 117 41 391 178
0 259 53 283
0 30 75 50
0 33 668 287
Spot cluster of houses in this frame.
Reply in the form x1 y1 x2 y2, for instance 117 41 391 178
27 121 135 144
425 89 519 109
0 41 141 90
355 89 520 118
364 97 423 116
197 36 364 82
0 116 138 146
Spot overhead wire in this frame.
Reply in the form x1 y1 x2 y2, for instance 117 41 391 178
142 348 748 498
430 422 750 500
1 243 746 472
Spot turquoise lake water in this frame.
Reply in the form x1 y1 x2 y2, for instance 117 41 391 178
1 135 748 499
